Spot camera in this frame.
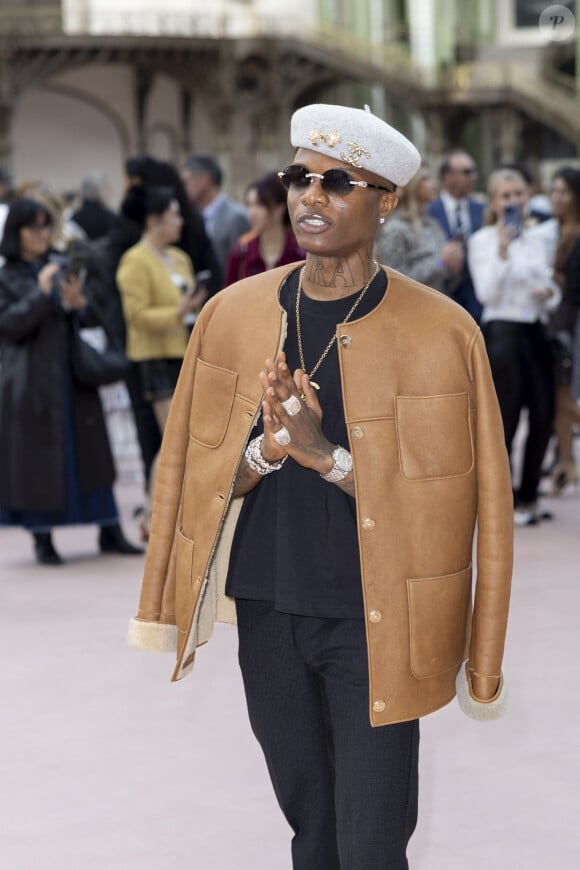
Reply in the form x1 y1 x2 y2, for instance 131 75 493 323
49 251 88 293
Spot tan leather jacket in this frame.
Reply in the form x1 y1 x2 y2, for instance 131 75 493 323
128 263 513 726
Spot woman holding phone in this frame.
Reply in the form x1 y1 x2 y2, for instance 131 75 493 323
0 198 143 563
468 168 561 525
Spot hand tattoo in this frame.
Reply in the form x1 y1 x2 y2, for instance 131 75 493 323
335 473 356 498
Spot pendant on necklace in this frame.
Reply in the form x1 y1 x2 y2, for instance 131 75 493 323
300 380 320 400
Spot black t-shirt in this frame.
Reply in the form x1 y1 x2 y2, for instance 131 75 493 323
225 266 387 618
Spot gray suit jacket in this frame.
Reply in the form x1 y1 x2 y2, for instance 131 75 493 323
209 197 251 279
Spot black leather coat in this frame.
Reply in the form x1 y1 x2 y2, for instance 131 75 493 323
0 259 115 512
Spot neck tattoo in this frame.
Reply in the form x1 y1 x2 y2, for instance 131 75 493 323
295 261 379 394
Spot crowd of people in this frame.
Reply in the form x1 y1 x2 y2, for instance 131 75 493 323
0 154 305 562
376 150 580 525
0 138 578 566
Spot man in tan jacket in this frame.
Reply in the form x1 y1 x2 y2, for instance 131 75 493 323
129 104 513 869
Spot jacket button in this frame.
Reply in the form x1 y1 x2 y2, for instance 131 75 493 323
373 699 386 713
340 335 352 348
362 518 376 531
351 426 364 440
369 609 382 623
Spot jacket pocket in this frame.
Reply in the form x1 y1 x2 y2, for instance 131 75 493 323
395 392 473 481
407 566 472 679
189 358 238 448
175 528 195 634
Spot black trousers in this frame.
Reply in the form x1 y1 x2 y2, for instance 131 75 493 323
124 361 161 488
236 599 419 870
482 319 555 504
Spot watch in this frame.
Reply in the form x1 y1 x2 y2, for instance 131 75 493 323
321 445 353 483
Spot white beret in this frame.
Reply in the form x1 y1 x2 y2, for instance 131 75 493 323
290 103 421 187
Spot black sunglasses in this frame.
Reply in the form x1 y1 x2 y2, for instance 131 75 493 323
278 164 396 196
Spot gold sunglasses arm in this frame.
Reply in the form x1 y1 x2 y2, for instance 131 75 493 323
351 180 396 193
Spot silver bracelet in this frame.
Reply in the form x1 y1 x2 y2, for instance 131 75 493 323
321 445 353 483
245 434 287 475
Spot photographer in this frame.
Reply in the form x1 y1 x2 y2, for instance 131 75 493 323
0 198 143 564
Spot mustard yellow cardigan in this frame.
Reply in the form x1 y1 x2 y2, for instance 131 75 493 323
117 241 194 361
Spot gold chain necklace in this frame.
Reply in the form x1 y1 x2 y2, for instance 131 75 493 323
295 261 379 392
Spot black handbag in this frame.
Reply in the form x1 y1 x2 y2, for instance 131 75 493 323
69 312 130 387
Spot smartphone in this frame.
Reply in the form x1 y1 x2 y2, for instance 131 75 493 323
76 265 88 291
503 203 521 234
49 252 86 282
195 269 212 282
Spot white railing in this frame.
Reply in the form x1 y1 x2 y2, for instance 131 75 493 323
0 6 408 55
62 9 320 39
0 6 63 36
1 6 577 112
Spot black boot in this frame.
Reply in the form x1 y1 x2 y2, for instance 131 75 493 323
33 532 64 566
98 524 144 555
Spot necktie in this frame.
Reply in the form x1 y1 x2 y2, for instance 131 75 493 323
454 202 465 239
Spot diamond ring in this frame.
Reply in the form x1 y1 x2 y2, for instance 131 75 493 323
281 394 302 416
272 426 291 446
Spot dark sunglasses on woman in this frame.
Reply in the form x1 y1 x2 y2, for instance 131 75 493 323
278 164 396 196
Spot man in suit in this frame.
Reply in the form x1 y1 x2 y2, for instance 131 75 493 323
181 154 251 288
428 149 485 321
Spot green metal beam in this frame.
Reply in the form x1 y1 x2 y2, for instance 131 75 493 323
434 0 456 66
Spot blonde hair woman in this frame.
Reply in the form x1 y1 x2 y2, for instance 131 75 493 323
375 164 463 291
468 168 561 525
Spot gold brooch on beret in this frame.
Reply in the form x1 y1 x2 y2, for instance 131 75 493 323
309 128 341 149
340 143 371 169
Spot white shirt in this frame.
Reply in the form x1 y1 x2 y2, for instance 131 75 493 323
0 203 8 267
440 190 472 237
529 217 559 263
468 223 561 324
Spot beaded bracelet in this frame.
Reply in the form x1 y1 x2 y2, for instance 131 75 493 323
245 434 287 475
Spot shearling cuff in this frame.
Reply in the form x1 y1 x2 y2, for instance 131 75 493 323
455 662 508 721
127 617 178 653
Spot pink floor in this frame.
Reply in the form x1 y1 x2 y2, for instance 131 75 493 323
1 474 578 869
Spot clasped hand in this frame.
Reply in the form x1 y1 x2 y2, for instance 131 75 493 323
58 273 87 310
259 353 334 476
38 265 86 310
